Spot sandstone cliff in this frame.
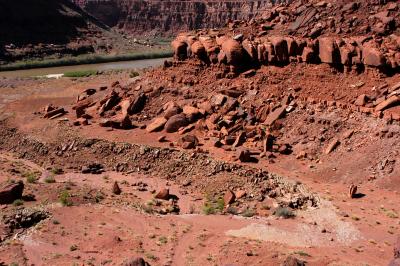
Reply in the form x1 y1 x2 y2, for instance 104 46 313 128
73 0 291 36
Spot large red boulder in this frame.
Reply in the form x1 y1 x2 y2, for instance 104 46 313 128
319 37 340 64
363 46 385 67
271 37 289 63
165 114 189 133
242 39 258 61
171 39 188 61
221 39 246 65
285 37 298 57
191 41 207 61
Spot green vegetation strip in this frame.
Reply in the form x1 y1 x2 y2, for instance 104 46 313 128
0 50 173 71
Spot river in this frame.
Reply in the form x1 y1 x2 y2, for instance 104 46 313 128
0 57 169 78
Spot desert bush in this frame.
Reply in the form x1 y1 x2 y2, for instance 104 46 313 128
274 207 295 219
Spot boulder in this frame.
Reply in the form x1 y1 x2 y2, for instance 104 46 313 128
264 106 287 125
183 105 201 117
128 93 146 115
349 184 357 198
325 138 340 154
146 117 167 133
122 257 151 266
242 39 258 61
0 181 24 204
319 37 340 64
163 101 182 119
302 47 316 63
271 37 289 63
375 96 400 112
238 149 252 162
221 39 246 65
155 188 169 200
199 36 218 54
354 94 368 106
165 114 189 133
171 39 188 60
112 181 121 195
223 190 235 205
191 41 207 61
282 255 306 266
286 37 299 57
179 134 199 149
363 47 385 67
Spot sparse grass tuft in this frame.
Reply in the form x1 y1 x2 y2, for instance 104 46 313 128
274 207 295 219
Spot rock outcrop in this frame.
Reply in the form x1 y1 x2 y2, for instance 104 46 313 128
72 0 290 36
170 0 400 73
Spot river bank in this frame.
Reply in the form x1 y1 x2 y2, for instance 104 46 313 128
0 57 170 78
0 50 173 72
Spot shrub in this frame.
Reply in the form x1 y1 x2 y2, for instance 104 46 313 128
50 168 63 175
130 71 140 78
59 190 72 206
202 203 216 215
44 175 56 183
158 236 168 244
23 172 37 183
274 207 295 219
13 199 24 206
241 208 256 217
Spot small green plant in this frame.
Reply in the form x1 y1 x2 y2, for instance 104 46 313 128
202 202 216 215
59 190 72 206
130 71 140 78
202 194 225 215
23 171 37 183
294 250 311 257
216 198 225 212
158 236 168 244
69 244 78 251
274 207 295 219
145 253 158 261
386 210 399 219
50 168 63 175
241 208 256 217
13 199 24 206
44 175 56 183
226 206 238 215
64 70 97 78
